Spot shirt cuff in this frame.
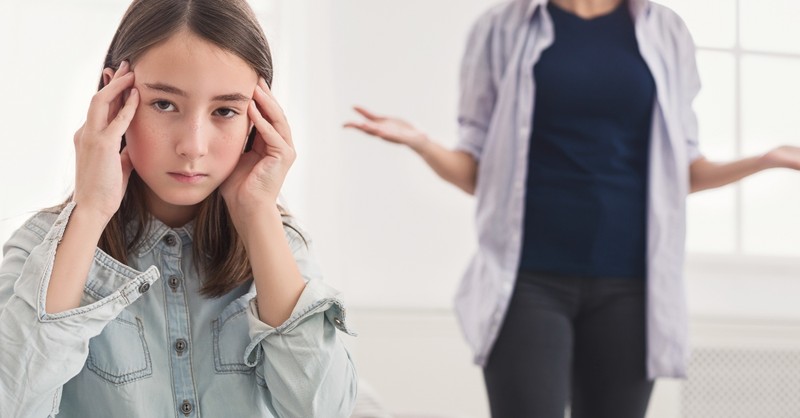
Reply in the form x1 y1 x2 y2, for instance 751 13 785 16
24 202 160 323
243 279 355 367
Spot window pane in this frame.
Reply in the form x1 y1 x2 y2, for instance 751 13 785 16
741 0 800 55
696 51 737 160
687 189 737 253
741 56 800 154
686 52 737 254
741 56 800 256
656 0 736 49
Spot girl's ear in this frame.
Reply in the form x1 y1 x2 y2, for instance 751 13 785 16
102 67 115 87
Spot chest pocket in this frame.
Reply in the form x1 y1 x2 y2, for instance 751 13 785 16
212 296 254 374
86 309 153 385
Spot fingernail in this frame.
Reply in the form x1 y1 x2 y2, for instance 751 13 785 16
118 61 128 71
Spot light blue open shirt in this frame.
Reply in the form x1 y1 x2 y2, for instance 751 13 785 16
454 0 702 379
0 202 357 417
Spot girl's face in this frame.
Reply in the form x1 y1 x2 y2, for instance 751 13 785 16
121 29 258 226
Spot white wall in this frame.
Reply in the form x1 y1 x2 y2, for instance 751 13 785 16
281 0 490 308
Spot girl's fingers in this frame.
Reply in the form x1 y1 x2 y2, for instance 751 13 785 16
106 88 139 137
253 82 293 148
247 100 289 154
87 71 135 131
106 61 131 123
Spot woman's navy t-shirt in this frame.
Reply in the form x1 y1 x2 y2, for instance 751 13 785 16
519 1 656 279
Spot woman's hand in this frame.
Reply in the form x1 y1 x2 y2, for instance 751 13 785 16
221 78 295 223
344 106 430 152
761 145 800 170
73 61 139 222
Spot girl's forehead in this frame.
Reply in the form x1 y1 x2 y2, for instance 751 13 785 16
132 30 258 94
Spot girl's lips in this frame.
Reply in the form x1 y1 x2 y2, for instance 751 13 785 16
168 172 208 184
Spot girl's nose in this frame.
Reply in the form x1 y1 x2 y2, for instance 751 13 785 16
175 119 209 161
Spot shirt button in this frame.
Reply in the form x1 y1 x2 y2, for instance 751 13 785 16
138 282 150 294
180 400 193 415
175 338 187 354
168 275 181 290
164 234 177 247
333 317 343 326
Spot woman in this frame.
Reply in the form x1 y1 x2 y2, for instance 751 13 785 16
346 0 800 416
0 1 357 417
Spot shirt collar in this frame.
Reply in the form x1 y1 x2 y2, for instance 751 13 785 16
126 215 195 256
525 0 651 21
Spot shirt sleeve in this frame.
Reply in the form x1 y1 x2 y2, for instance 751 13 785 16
674 14 703 163
0 203 159 418
454 9 502 161
242 221 358 418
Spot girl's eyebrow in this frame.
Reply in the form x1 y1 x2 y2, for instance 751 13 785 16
144 82 250 103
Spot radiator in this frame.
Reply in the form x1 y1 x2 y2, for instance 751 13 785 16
681 347 800 417
649 319 800 418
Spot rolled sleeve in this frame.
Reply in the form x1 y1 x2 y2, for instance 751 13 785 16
0 203 159 418
456 9 502 161
675 16 703 163
241 221 357 418
243 281 357 418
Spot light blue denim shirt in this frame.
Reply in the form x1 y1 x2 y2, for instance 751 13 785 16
0 202 357 417
454 0 702 379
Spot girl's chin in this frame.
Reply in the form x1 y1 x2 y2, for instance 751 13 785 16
144 186 217 211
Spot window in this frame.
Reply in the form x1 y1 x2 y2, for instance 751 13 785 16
659 0 800 256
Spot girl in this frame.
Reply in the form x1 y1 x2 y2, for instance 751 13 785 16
0 1 357 417
345 0 800 417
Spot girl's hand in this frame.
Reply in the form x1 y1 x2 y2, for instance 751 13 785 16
73 61 139 222
344 106 430 152
220 78 295 222
762 145 800 170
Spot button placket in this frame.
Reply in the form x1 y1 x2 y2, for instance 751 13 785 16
162 230 196 413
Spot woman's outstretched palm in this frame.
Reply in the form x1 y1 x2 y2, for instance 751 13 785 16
344 106 428 150
763 145 800 170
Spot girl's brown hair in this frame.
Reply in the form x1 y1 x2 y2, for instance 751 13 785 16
72 0 290 297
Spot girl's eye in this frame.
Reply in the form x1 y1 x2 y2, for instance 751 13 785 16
152 100 176 112
214 108 238 119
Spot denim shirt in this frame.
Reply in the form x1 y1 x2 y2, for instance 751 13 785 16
0 202 358 417
454 0 702 379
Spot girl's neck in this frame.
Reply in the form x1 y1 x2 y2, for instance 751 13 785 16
549 0 625 19
144 190 199 228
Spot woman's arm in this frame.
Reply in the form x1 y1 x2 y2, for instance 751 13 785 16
343 11 500 196
344 107 478 194
690 146 800 193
